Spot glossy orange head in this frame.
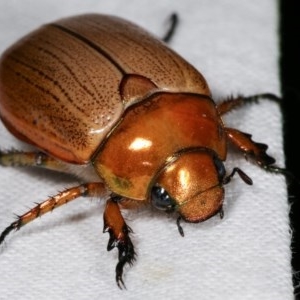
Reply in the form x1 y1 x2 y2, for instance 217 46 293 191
151 148 225 222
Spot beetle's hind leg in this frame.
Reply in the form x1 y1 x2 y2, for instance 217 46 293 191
103 196 135 289
0 150 74 173
216 93 280 115
0 182 108 244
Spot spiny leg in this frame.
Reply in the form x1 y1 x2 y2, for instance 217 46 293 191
216 93 278 166
0 150 72 173
225 127 276 168
217 94 290 175
103 196 135 289
0 182 107 244
216 93 280 116
225 127 293 176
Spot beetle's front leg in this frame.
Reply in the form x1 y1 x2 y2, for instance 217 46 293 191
225 127 276 168
103 196 135 289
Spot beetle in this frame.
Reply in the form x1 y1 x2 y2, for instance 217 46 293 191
0 13 283 288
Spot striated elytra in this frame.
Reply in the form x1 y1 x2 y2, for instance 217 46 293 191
0 14 282 288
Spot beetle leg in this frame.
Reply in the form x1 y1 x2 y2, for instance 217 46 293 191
0 182 107 245
216 93 280 115
225 127 276 168
103 196 135 289
223 167 253 185
162 13 179 43
219 207 224 219
0 150 71 173
176 216 184 237
219 94 292 175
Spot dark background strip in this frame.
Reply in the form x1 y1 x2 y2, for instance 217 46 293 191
280 0 300 297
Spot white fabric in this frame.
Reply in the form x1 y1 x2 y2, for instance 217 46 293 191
0 1 293 299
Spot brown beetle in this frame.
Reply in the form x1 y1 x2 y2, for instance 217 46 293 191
0 14 282 288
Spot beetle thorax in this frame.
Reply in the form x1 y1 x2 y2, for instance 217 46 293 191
94 92 227 201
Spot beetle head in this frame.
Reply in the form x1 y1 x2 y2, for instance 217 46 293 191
150 148 225 222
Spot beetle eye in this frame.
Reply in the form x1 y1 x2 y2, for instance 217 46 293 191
151 186 175 211
213 156 226 182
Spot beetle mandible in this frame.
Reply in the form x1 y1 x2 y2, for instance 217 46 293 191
0 13 283 288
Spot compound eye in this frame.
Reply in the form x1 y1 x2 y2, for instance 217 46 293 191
213 156 226 182
151 185 175 211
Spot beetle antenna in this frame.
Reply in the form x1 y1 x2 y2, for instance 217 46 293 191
162 13 179 43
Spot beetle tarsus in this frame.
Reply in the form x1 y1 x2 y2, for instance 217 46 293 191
103 198 135 288
115 237 135 289
0 219 21 245
219 207 224 219
176 217 184 237
261 164 298 183
116 271 126 290
245 139 276 167
106 226 135 289
242 93 281 104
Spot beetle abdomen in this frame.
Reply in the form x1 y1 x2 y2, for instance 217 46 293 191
0 14 210 164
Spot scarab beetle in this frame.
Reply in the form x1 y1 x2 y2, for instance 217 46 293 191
0 14 283 288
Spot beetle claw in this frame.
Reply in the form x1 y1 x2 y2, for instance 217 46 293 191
162 13 179 43
219 207 224 219
103 198 136 288
0 218 22 245
105 225 136 288
114 237 135 289
116 260 127 290
176 217 184 237
116 275 126 290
